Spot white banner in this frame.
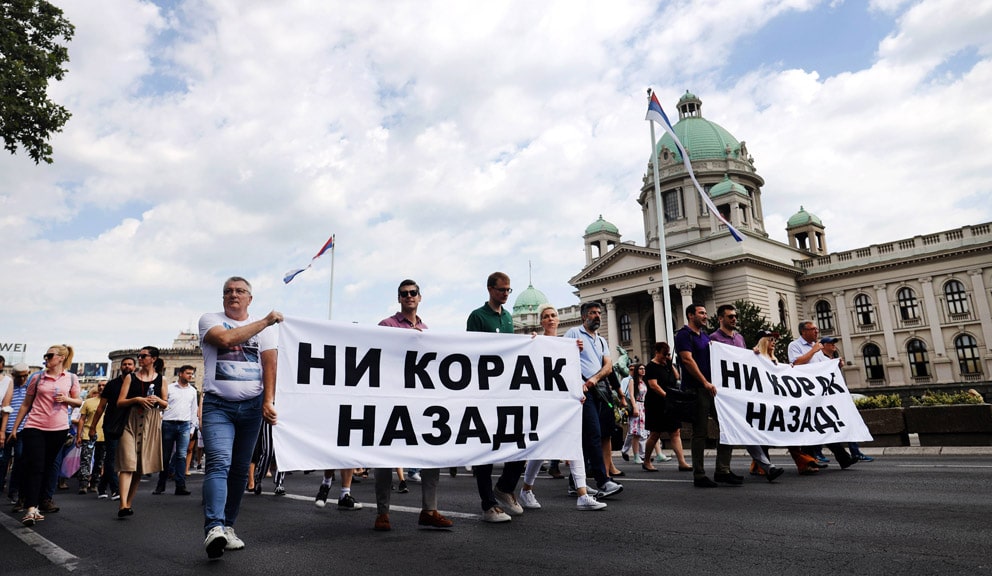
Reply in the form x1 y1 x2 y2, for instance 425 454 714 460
710 342 872 446
272 316 584 470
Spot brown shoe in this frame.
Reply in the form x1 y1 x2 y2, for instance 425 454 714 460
40 499 60 513
418 509 453 529
374 513 391 532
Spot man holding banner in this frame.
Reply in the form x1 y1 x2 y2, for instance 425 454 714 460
373 279 453 532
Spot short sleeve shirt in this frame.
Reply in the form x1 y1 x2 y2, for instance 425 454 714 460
25 371 79 431
466 303 513 334
564 325 608 381
199 312 278 401
674 325 711 388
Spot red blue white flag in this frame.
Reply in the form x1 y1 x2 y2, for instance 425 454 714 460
284 235 335 284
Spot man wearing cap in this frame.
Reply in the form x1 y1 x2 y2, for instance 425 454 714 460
1 362 32 505
710 305 784 482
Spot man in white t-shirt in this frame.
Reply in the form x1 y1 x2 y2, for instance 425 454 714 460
154 365 200 496
199 276 282 560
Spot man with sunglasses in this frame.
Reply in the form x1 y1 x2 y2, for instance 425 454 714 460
370 280 454 532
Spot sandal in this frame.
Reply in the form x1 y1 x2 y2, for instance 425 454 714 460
22 511 43 526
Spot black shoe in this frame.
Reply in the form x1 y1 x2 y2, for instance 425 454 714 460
766 467 785 483
714 471 744 485
152 488 165 495
693 476 719 488
397 480 409 494
621 452 630 462
175 488 192 496
449 467 458 478
839 454 859 470
117 507 133 518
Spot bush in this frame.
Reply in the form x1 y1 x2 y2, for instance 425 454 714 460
910 390 984 406
855 394 902 409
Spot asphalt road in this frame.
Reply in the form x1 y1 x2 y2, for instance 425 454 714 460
2 453 990 576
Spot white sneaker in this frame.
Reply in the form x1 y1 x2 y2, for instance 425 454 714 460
407 471 422 483
655 453 672 463
598 481 623 499
633 455 643 464
482 506 511 523
576 494 607 511
204 526 227 559
493 488 524 516
517 489 541 509
223 526 245 550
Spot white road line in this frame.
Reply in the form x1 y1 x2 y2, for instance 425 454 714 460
0 512 79 572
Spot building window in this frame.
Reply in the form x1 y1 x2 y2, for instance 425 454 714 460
619 314 631 343
907 339 930 378
815 300 834 332
896 287 919 321
863 343 884 381
853 294 875 326
954 334 981 375
662 190 681 222
944 280 969 315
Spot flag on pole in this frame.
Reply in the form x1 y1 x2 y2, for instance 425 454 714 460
646 92 744 242
283 235 335 284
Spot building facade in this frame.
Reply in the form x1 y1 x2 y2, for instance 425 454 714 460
514 91 992 391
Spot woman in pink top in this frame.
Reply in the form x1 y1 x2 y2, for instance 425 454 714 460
10 344 82 526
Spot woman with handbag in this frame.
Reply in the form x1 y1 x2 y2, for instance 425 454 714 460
641 342 691 472
115 346 168 518
9 344 82 525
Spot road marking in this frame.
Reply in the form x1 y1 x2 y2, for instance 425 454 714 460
0 512 79 572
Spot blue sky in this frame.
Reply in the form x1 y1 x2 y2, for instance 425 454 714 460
2 0 991 363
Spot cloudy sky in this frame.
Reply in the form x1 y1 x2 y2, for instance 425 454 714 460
2 0 991 365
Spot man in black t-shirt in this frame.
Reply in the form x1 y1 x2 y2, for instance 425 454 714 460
88 357 135 499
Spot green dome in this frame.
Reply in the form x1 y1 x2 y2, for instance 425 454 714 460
652 92 742 163
709 174 747 198
787 205 823 227
512 284 549 316
585 214 619 235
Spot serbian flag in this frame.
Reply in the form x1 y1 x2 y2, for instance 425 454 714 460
646 92 744 242
283 235 334 284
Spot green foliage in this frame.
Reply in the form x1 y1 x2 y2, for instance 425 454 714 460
910 390 984 406
706 299 790 363
855 394 902 409
1 0 75 164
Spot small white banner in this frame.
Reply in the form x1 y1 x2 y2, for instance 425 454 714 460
710 342 872 446
273 316 584 470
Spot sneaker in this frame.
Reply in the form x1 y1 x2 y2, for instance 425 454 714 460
338 493 363 510
567 484 598 497
111 492 120 501
766 466 785 483
493 488 524 516
856 454 875 462
407 472 422 483
597 481 623 499
223 526 245 550
152 488 165 495
78 487 87 495
374 513 391 531
654 453 672 463
274 486 286 496
482 506 511 523
714 471 744 485
633 454 643 464
517 489 541 509
397 480 409 494
576 494 607 511
418 509 453 529
97 492 108 500
314 484 331 508
815 454 830 464
175 488 192 496
204 526 227 559
39 499 59 513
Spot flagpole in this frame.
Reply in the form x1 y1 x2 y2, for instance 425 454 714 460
648 89 676 345
328 235 335 321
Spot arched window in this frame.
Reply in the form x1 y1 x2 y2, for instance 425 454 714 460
853 294 875 326
907 339 930 378
944 280 969 315
954 334 981 375
815 300 834 332
897 287 919 321
863 343 884 381
619 314 631 343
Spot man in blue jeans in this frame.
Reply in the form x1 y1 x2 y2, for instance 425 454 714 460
199 276 282 560
89 357 136 500
154 365 200 496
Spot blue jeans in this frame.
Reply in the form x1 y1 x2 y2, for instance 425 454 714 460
98 438 120 495
157 421 191 490
581 391 609 487
201 393 263 534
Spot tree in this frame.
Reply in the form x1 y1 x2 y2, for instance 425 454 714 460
0 0 75 164
707 299 790 363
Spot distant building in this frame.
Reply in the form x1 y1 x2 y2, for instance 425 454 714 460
514 91 992 390
107 331 203 384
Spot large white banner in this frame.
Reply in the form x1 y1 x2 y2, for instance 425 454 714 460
710 342 872 446
272 316 584 470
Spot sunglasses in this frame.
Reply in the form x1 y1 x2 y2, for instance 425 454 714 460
44 353 59 361
399 290 419 298
137 353 152 359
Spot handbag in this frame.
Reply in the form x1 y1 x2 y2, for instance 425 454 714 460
664 386 697 422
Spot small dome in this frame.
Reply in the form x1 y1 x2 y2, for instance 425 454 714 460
787 205 823 227
512 284 549 316
585 214 619 236
709 174 747 198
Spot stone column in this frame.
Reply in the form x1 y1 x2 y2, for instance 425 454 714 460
968 269 992 354
874 284 899 361
604 297 619 361
832 291 853 360
919 277 947 355
677 282 696 327
650 288 666 344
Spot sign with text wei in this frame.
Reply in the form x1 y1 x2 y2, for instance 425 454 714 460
273 316 583 471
